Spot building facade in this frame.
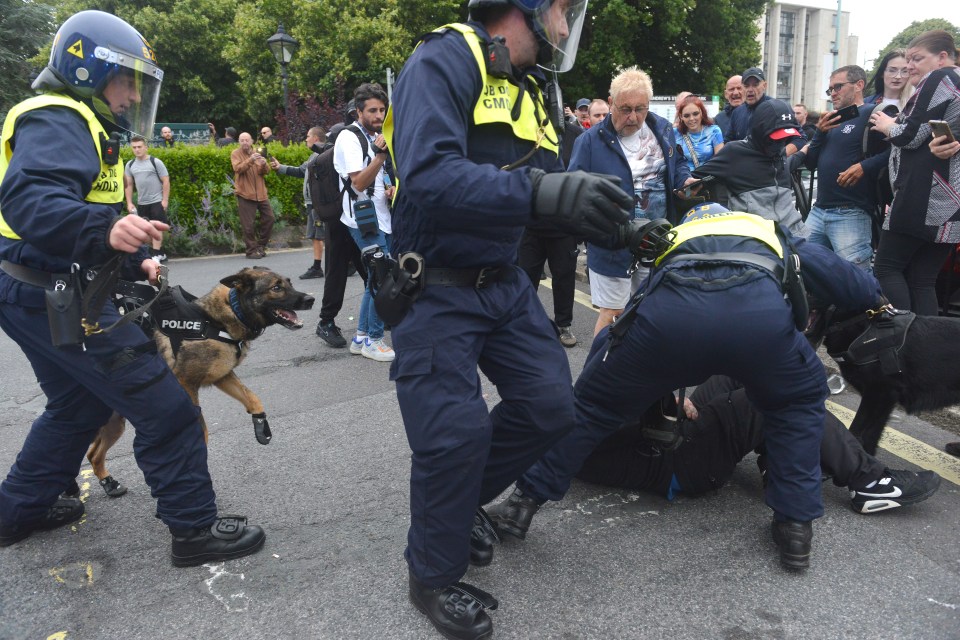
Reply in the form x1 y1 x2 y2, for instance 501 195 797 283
757 1 859 112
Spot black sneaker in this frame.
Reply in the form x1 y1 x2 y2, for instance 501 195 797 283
0 497 85 547
299 266 324 279
850 468 941 514
171 515 265 567
316 321 347 348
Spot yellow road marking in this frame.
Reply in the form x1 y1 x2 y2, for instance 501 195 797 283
826 401 960 487
545 275 960 486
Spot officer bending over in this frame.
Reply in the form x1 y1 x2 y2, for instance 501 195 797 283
0 11 264 565
383 0 632 637
489 204 884 572
495 374 939 534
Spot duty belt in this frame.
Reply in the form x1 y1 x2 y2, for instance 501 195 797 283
423 266 511 289
0 260 79 289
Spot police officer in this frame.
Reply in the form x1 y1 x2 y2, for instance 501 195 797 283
489 204 884 572
0 11 264 565
383 0 632 636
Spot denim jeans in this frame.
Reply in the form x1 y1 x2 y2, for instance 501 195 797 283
805 205 873 271
348 226 391 340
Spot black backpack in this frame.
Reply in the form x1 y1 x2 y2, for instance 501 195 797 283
308 125 370 222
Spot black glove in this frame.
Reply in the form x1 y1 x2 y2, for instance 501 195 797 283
530 169 633 243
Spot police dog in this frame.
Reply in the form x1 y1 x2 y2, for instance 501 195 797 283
808 307 960 456
85 266 314 496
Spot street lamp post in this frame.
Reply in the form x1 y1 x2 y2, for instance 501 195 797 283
267 23 299 142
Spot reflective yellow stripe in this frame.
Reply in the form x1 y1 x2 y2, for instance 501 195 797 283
383 21 559 182
0 94 122 240
656 213 784 265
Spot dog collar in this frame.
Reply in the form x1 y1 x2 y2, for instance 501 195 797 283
228 287 264 339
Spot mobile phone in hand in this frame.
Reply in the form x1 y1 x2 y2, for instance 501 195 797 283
929 120 956 142
834 104 860 123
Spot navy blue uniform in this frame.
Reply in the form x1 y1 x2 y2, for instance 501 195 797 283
515 230 881 523
388 23 576 587
0 105 217 531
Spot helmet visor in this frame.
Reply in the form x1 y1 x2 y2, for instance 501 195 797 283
93 48 164 138
533 0 589 73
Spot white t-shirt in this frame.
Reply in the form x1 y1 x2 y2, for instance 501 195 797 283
617 122 664 191
332 124 392 234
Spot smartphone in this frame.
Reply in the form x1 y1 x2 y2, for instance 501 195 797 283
929 120 956 142
834 104 860 123
675 175 714 198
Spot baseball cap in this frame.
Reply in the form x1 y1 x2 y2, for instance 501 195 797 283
742 67 765 82
766 100 801 139
576 98 591 109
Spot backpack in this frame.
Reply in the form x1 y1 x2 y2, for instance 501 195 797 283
125 156 163 182
308 125 371 222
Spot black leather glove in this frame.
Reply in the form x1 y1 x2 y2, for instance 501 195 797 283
529 169 633 243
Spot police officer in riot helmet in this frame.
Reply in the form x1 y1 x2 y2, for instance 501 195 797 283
0 11 265 565
384 0 631 637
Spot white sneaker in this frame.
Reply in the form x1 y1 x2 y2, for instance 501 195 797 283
361 338 395 362
349 336 366 355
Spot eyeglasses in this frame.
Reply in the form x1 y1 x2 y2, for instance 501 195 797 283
824 81 856 96
615 105 649 116
885 68 909 77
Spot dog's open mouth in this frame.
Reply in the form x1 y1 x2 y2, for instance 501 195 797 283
271 308 303 329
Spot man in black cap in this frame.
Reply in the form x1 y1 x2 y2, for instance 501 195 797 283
575 97 592 128
725 67 770 143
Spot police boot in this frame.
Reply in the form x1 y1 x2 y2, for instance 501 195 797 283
771 518 812 570
486 487 543 540
0 496 85 547
469 508 499 567
409 570 497 640
170 515 266 567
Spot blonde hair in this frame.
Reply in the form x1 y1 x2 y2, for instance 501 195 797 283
609 66 654 103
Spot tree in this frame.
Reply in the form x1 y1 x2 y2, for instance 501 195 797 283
869 19 960 77
560 0 768 107
0 0 55 118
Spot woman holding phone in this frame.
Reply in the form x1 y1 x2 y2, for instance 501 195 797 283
869 30 960 315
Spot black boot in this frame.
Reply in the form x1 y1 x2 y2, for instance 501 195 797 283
771 518 812 570
469 508 499 567
486 487 542 540
0 496 85 547
171 515 266 567
409 570 497 640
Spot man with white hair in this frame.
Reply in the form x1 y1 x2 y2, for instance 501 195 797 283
570 66 695 336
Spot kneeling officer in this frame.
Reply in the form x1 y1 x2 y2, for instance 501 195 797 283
490 203 884 571
0 11 265 565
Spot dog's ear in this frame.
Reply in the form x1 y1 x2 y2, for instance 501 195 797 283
221 271 253 290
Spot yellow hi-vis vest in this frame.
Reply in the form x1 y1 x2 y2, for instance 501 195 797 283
655 213 784 266
382 22 559 181
0 94 122 240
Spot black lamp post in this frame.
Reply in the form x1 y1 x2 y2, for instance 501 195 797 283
267 23 299 141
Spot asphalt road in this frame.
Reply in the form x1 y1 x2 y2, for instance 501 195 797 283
1 248 958 640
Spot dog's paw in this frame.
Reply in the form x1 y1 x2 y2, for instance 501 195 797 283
252 412 271 445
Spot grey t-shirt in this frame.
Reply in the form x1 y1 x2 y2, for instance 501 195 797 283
124 156 169 205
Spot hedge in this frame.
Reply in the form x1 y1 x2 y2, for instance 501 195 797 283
119 141 312 236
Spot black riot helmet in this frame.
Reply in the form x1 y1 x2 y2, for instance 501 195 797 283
32 10 164 138
467 0 588 72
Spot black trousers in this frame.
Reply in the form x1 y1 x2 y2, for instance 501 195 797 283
319 219 366 323
577 375 886 496
517 230 578 327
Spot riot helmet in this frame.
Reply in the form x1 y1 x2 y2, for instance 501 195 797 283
681 202 732 224
32 10 164 138
468 0 589 72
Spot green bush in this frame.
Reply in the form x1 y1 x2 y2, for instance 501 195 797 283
120 141 311 235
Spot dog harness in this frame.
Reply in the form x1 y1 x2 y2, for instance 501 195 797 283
830 307 916 375
150 286 245 358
